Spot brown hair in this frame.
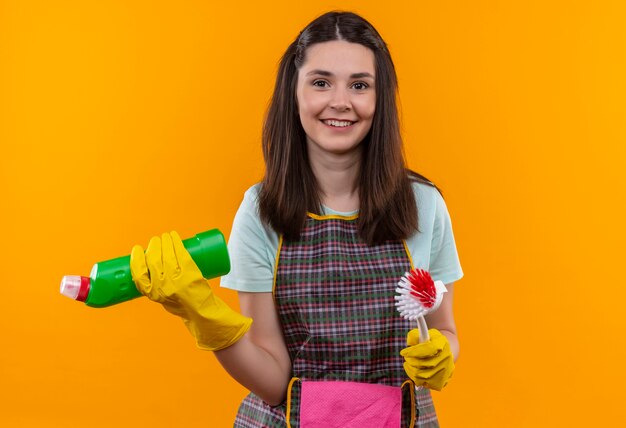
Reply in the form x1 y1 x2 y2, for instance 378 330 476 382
259 11 440 245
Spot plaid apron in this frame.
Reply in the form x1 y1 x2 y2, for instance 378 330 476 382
233 213 439 428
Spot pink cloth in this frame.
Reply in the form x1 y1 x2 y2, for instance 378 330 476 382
299 380 401 428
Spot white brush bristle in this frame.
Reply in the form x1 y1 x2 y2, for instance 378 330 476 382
394 272 448 321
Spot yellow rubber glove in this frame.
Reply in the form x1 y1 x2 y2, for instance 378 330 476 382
400 328 455 391
130 231 252 351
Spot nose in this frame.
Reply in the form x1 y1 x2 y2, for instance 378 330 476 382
329 88 351 111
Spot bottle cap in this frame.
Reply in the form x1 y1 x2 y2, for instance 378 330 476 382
60 275 91 302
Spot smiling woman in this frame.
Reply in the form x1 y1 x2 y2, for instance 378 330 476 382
123 10 463 428
109 6 463 428
258 11 428 246
215 10 463 428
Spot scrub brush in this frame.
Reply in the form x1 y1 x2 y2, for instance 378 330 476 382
395 268 448 343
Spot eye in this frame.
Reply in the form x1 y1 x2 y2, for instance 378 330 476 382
312 80 329 88
351 82 369 90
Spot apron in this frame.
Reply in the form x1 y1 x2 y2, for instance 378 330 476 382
233 213 439 428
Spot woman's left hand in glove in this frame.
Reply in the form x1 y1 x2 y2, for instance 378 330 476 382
400 328 455 391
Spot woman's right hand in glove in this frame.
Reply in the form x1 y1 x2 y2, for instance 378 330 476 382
130 231 252 351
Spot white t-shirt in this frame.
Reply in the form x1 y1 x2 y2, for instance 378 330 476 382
220 182 464 292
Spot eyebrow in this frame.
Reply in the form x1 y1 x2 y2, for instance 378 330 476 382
305 69 375 79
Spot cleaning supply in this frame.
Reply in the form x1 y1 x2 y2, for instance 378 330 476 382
60 229 230 308
400 328 455 391
130 231 252 351
395 268 447 342
395 268 453 390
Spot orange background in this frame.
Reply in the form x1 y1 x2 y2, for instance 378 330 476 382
1 1 625 426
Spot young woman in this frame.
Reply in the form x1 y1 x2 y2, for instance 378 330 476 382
131 11 463 428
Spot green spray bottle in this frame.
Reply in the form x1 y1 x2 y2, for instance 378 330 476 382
60 229 230 308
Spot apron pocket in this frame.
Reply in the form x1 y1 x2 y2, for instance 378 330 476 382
290 379 402 428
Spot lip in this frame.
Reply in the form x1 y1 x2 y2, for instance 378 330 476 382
321 118 357 122
320 118 358 130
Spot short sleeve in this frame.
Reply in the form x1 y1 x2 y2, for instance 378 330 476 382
429 189 464 285
220 185 278 293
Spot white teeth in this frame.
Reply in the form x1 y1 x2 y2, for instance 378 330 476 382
324 120 353 127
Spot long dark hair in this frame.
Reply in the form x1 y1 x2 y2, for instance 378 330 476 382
259 11 439 245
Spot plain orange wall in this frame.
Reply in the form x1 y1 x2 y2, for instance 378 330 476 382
1 1 625 426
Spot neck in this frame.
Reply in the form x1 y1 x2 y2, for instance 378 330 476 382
308 146 362 212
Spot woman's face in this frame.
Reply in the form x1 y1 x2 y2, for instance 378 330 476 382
296 40 376 158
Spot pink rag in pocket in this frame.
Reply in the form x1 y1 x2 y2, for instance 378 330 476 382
299 380 401 428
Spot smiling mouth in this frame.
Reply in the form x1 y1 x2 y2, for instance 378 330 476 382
322 119 356 128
